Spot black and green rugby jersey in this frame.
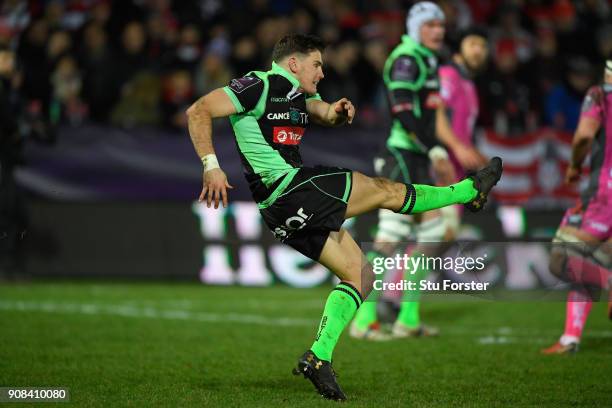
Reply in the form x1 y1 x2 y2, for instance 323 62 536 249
383 35 442 154
223 62 321 208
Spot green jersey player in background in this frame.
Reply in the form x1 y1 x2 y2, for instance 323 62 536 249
351 1 487 340
186 33 502 401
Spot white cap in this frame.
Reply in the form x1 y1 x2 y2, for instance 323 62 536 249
406 2 445 44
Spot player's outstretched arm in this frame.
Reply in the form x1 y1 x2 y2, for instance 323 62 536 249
186 88 236 208
566 116 600 184
306 98 355 127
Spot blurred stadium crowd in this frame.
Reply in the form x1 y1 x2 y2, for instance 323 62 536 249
0 0 611 135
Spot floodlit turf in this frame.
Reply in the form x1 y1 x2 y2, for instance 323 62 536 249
0 282 611 407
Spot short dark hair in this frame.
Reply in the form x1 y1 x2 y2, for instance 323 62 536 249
272 34 325 62
453 26 488 52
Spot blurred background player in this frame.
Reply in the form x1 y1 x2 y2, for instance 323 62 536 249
542 59 612 354
438 26 489 234
351 1 486 340
365 26 492 329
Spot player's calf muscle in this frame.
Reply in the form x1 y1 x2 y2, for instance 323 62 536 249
373 177 404 208
346 172 404 218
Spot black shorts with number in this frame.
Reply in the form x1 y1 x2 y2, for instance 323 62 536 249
259 166 353 261
375 145 433 184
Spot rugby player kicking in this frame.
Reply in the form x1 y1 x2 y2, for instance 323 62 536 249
187 33 502 400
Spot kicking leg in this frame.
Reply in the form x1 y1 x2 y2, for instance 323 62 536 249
344 157 502 219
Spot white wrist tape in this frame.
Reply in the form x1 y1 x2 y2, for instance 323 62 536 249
201 154 220 173
428 146 449 161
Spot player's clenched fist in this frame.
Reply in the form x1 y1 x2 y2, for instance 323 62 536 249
332 98 355 124
199 168 233 209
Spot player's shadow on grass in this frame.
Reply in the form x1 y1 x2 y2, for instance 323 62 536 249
237 376 312 394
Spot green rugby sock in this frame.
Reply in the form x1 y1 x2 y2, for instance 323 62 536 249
398 179 477 214
396 252 427 328
396 247 432 328
311 282 362 361
352 298 377 330
397 301 420 328
352 251 382 330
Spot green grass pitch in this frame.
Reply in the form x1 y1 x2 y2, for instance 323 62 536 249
0 282 611 407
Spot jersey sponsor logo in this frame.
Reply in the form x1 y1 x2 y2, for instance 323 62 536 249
273 207 313 240
289 107 308 124
290 109 301 124
267 112 291 120
391 102 413 113
229 76 261 93
266 109 309 124
586 220 609 233
270 97 288 103
273 126 305 145
392 57 418 82
425 92 442 109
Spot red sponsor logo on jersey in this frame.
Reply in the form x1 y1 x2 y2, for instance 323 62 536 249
391 102 413 113
273 127 305 145
425 92 442 109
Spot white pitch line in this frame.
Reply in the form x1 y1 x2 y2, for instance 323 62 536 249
442 326 612 338
62 298 324 311
0 300 317 327
1 300 612 344
476 336 551 345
